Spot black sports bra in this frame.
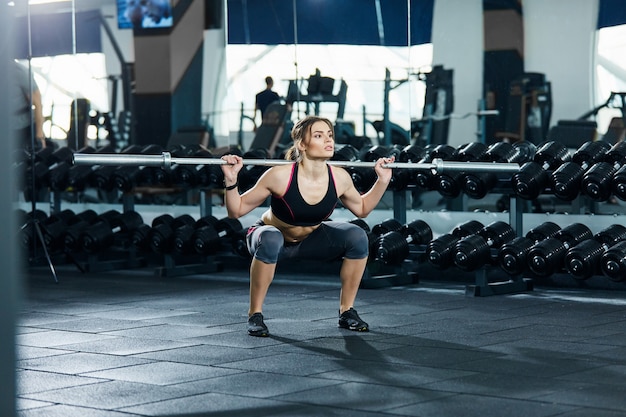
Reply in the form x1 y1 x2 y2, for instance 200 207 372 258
270 163 338 226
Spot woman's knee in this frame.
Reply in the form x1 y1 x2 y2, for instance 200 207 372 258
333 223 368 260
250 227 283 263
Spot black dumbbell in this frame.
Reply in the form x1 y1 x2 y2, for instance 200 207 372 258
527 223 594 277
414 144 457 191
454 221 516 271
547 140 612 201
497 221 562 276
426 220 484 269
565 224 626 280
112 144 164 192
66 144 115 191
193 217 243 256
436 142 488 198
80 210 145 253
173 215 219 255
42 209 98 251
511 141 570 200
461 141 534 199
149 214 196 254
91 145 145 192
373 220 432 265
600 240 626 282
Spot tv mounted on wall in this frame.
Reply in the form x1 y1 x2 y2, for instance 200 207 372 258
117 0 174 29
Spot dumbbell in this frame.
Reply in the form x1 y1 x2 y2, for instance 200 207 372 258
461 141 534 199
20 209 75 250
373 220 432 265
565 224 626 280
150 144 203 186
172 215 219 255
511 141 570 200
148 214 196 254
527 223 593 277
79 210 145 253
548 140 612 201
193 217 243 256
426 220 484 269
350 145 395 193
497 221 562 276
436 142 488 198
47 146 96 192
66 144 115 191
42 209 98 251
169 148 214 188
389 144 426 191
454 221 516 271
600 240 626 282
112 144 164 192
414 144 457 191
238 149 273 193
91 145 145 191
588 141 626 202
63 210 117 252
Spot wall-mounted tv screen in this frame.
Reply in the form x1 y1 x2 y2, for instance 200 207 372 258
117 0 174 29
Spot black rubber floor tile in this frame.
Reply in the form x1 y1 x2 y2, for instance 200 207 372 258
16 329 116 348
132 343 271 366
555 363 626 385
378 344 502 367
420 372 595 400
388 393 576 417
17 351 153 375
18 311 80 326
218 352 347 376
120 392 295 417
186 329 286 349
271 405 406 417
176 371 342 398
483 338 619 357
142 311 246 327
101 323 229 340
312 361 475 387
274 381 451 412
16 369 103 395
80 306 198 321
82 361 228 385
22 380 194 409
54 336 200 355
18 404 141 417
548 408 626 417
16 345 73 360
534 383 626 411
27 317 153 333
446 352 609 378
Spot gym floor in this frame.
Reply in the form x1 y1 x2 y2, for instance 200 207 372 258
17 258 626 417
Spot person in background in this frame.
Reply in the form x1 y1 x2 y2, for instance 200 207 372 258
220 115 394 336
254 76 281 123
11 60 45 149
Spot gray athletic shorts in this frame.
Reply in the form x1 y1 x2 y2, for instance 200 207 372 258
246 220 369 264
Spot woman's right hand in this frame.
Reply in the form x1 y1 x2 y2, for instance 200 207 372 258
220 154 243 185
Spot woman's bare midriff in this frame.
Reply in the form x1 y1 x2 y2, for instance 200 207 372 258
261 209 319 243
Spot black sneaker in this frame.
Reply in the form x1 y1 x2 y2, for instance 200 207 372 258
338 308 369 332
247 312 269 337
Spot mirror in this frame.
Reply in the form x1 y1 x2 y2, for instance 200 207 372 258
224 0 420 160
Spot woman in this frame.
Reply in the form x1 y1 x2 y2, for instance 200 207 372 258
221 116 394 336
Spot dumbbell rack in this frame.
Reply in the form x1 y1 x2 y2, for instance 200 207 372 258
388 178 534 296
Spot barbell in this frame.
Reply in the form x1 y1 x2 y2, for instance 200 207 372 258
72 152 521 174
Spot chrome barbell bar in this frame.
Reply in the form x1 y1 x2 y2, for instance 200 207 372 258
72 152 520 174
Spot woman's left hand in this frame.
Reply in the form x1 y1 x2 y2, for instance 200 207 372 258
374 156 395 184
